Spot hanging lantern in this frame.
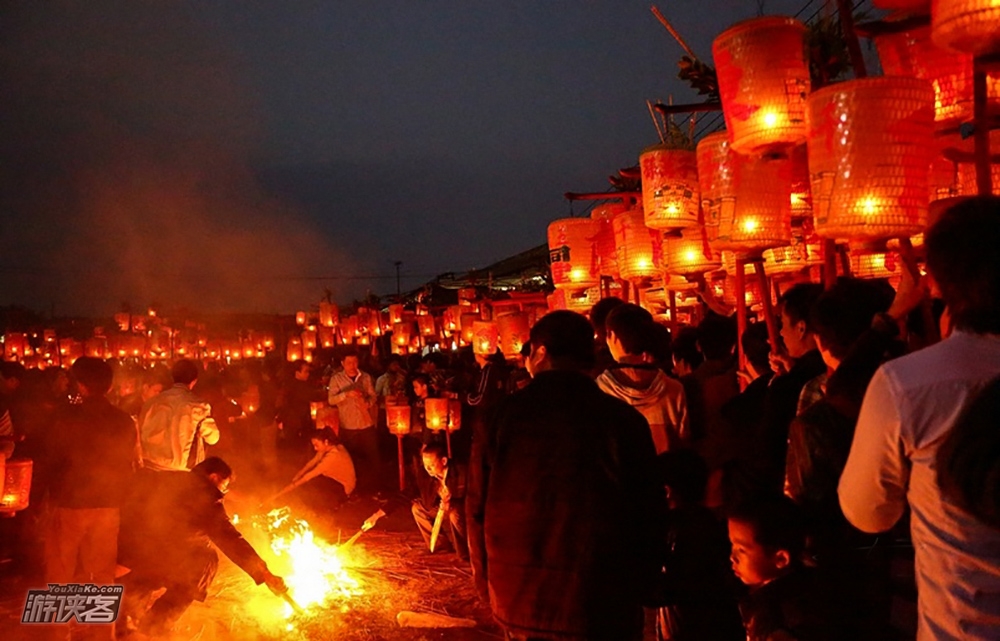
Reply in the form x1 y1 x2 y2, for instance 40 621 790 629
386 405 412 436
807 77 935 242
932 0 1000 56
613 206 663 280
714 153 793 255
849 246 904 280
591 203 626 277
425 398 450 431
697 131 744 237
548 218 600 291
877 24 1000 128
663 224 722 277
0 459 32 514
496 313 530 359
639 145 699 230
762 220 824 274
713 16 810 155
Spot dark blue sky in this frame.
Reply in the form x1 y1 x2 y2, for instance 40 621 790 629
0 0 807 314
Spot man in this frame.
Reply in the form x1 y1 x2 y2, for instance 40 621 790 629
327 351 379 491
597 303 688 454
118 457 286 635
468 310 665 641
839 197 1000 640
138 359 220 471
118 367 169 419
46 357 137 640
276 361 324 471
411 442 468 560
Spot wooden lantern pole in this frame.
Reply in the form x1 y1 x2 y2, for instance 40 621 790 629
752 258 781 353
823 239 839 289
396 433 406 492
973 57 994 196
668 289 678 334
734 257 748 381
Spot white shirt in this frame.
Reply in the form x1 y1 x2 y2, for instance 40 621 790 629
839 331 1000 640
295 445 356 496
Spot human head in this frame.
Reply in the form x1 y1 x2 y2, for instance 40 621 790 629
341 351 360 376
741 321 771 380
526 311 595 376
140 368 169 401
727 497 806 586
671 328 703 377
294 361 311 381
192 456 234 494
411 374 430 399
659 449 709 508
697 313 738 361
778 283 824 358
926 196 1000 334
937 376 1000 530
0 362 26 394
811 277 892 369
310 427 340 452
590 296 625 344
171 359 200 388
386 355 404 374
71 357 114 398
420 442 449 479
605 303 656 361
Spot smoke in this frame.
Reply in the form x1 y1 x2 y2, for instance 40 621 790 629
0 1 351 315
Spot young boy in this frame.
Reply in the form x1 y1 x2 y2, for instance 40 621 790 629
727 497 846 641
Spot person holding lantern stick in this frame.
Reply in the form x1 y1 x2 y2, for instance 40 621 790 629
411 442 468 561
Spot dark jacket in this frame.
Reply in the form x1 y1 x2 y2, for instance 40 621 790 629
467 369 665 639
49 396 136 509
654 505 745 641
739 568 847 641
119 469 268 595
754 350 827 493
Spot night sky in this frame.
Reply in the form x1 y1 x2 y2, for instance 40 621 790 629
0 0 808 315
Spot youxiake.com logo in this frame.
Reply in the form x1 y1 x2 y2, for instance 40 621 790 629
22 584 123 624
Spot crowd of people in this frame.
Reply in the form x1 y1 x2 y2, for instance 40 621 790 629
1 196 1000 641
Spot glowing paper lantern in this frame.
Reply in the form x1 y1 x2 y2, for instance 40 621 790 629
877 24 1000 128
663 224 722 276
789 144 812 218
386 405 412 436
301 330 317 351
388 305 405 325
954 129 1000 196
697 131 743 236
849 247 903 280
340 317 358 345
286 337 303 362
548 218 600 291
442 306 461 334
713 16 810 154
640 145 699 230
613 207 663 280
714 154 793 255
460 314 478 345
319 302 338 327
0 459 32 514
496 313 530 358
425 398 450 431
932 0 1000 56
807 77 935 242
591 203 626 277
295 311 307 326
472 321 500 356
547 288 600 314
762 221 824 274
392 321 413 348
417 315 436 337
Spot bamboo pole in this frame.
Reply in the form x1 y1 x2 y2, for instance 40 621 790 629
752 259 780 353
973 58 994 196
734 257 748 385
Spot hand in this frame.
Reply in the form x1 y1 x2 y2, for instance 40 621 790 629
769 351 793 376
263 571 287 596
347 389 363 399
439 483 452 503
736 369 755 386
887 267 925 322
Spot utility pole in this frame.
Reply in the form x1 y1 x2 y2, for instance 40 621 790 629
394 261 402 303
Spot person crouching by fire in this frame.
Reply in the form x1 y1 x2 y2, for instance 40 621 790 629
117 457 286 636
270 428 356 511
412 442 468 561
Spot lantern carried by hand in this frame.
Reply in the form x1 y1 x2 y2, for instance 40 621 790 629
807 77 935 242
497 313 530 359
697 131 743 236
932 0 1000 56
548 218 600 291
714 153 793 256
591 203 626 278
425 398 450 431
613 206 663 281
640 144 699 230
713 16 810 155
472 321 499 357
0 459 33 514
663 224 722 277
386 404 411 491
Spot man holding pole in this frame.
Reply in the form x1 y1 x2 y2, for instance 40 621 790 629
411 443 468 561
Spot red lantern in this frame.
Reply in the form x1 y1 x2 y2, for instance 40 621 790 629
319 302 338 327
789 144 812 218
713 16 810 154
932 0 1000 56
425 398 450 431
460 314 478 345
286 337 303 362
613 207 663 280
392 321 413 348
497 313 530 359
663 224 722 277
0 459 32 514
807 77 935 242
386 405 411 436
697 131 743 237
714 154 793 255
472 321 499 356
548 218 600 291
849 246 904 280
640 145 699 230
877 24 1000 128
388 305 405 325
417 315 436 337
762 220 824 275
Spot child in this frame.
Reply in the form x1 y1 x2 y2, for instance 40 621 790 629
727 497 846 641
654 449 744 640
